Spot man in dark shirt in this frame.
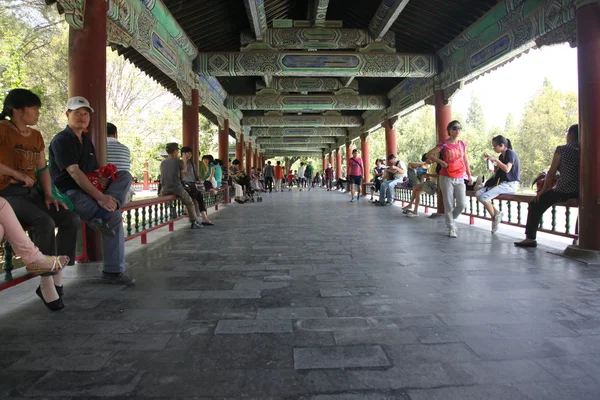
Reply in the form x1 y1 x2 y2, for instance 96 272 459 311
49 96 134 285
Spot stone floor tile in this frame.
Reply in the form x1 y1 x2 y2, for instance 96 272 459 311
295 317 371 331
515 377 600 400
408 385 531 400
257 307 328 319
448 359 556 384
294 345 391 369
84 333 173 350
215 319 293 334
334 329 419 345
7 351 112 371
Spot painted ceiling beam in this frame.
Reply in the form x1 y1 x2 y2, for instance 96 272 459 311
196 52 436 78
242 115 362 127
241 28 395 50
369 0 410 41
257 77 358 92
313 0 330 26
264 152 324 157
228 94 387 111
251 127 347 137
244 0 268 41
260 144 329 150
256 137 337 144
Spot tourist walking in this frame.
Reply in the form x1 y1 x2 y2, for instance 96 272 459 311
515 124 579 247
297 163 306 191
324 163 334 191
426 120 473 238
263 161 274 193
348 149 363 202
476 135 520 233
377 154 406 205
305 162 315 191
274 161 284 192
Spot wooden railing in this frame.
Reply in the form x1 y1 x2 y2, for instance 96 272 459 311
1 186 230 286
394 187 579 240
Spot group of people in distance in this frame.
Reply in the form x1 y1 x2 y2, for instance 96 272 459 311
333 119 580 245
159 143 217 228
0 89 136 311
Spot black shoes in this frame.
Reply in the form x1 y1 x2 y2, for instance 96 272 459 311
87 219 116 237
36 286 64 311
100 272 136 286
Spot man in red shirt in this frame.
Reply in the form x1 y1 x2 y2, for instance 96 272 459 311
348 149 364 202
274 161 284 192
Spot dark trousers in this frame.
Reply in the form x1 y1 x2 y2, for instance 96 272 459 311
265 176 273 192
525 190 578 240
0 184 80 264
183 182 207 212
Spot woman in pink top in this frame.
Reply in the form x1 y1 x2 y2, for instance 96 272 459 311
426 120 473 238
348 149 364 202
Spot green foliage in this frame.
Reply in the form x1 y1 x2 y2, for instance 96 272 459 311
395 106 437 165
514 78 578 186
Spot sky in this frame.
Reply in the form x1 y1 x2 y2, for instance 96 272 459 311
451 43 579 129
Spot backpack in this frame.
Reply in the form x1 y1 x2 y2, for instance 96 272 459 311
304 167 310 178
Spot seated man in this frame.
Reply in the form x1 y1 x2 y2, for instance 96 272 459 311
49 97 134 285
402 154 437 217
160 143 203 229
106 122 134 204
377 154 406 206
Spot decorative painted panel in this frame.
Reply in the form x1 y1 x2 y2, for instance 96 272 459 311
228 95 388 111
241 28 395 50
257 137 337 144
257 77 359 92
369 0 410 40
196 52 437 78
386 78 435 118
242 115 362 127
251 127 347 137
244 0 268 41
438 0 575 89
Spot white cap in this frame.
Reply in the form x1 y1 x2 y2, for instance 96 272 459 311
66 96 94 112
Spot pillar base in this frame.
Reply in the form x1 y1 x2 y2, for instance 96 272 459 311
428 213 445 219
562 245 600 266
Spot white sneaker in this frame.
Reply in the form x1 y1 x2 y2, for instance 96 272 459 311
406 212 418 218
492 211 504 234
448 229 458 238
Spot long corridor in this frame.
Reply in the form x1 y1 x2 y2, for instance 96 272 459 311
1 189 600 399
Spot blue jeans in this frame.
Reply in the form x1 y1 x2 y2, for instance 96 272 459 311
66 171 132 273
379 178 403 203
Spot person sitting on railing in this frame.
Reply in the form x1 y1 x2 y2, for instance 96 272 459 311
376 154 407 206
213 159 224 188
402 154 437 217
201 154 219 194
476 135 521 233
106 123 134 204
159 143 202 229
369 158 385 202
180 147 214 226
49 96 134 285
515 124 579 248
335 165 347 192
229 159 248 204
0 88 79 307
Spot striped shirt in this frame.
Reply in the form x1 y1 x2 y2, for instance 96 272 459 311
106 137 131 173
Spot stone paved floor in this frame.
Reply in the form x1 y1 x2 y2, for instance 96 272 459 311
1 188 600 399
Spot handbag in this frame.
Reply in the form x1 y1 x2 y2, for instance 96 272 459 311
35 165 74 211
86 164 119 192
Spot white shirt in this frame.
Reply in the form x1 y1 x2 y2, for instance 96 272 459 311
106 137 131 173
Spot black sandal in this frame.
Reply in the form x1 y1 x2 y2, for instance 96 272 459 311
36 286 65 311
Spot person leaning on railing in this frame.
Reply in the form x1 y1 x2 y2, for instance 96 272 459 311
477 135 521 234
229 159 249 204
514 124 579 248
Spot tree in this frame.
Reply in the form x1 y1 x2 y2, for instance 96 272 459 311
514 78 578 187
463 95 491 177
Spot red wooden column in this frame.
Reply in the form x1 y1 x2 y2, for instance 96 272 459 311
361 133 370 194
182 89 199 166
434 90 452 215
254 152 259 170
384 119 396 157
576 0 600 252
329 153 334 168
236 133 244 162
69 1 107 262
246 143 252 173
345 141 351 172
335 148 342 180
218 120 229 171
322 154 326 171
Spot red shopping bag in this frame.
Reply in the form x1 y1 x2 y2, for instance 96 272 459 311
86 164 119 192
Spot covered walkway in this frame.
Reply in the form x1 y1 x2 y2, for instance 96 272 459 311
1 190 600 399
